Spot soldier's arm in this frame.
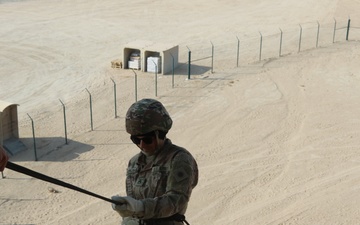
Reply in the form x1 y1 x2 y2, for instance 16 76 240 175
141 151 197 219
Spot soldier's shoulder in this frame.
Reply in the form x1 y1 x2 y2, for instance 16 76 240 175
171 145 196 162
128 152 142 164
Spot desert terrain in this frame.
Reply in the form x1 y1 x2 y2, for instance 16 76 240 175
1 0 360 224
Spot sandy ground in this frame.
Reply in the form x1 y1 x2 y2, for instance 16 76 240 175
1 0 360 224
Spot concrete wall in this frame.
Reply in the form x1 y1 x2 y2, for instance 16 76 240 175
0 100 19 143
123 41 179 74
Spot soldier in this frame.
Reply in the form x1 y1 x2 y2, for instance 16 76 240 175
0 146 8 171
111 98 198 225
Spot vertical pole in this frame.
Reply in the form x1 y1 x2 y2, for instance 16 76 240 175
236 36 240 67
279 28 283 57
186 46 191 80
132 69 138 102
333 18 337 43
259 32 262 62
346 17 351 41
316 21 320 48
27 114 37 161
210 41 214 73
298 24 302 53
170 53 174 88
85 88 93 131
152 60 158 97
59 99 68 144
110 78 117 118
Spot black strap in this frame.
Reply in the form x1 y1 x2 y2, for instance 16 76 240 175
171 214 190 225
5 161 119 204
141 213 190 225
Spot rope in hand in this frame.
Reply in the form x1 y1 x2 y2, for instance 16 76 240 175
5 161 120 204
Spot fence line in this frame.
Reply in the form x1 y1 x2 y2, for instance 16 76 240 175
181 19 357 73
18 18 360 160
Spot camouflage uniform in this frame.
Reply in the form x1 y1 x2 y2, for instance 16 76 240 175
122 99 198 225
124 139 198 225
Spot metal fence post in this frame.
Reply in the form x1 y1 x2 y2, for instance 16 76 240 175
333 18 337 43
279 28 283 57
85 88 93 131
110 78 117 118
236 36 240 67
316 21 320 48
346 18 351 41
132 69 138 102
259 32 262 61
59 99 68 144
170 53 175 88
298 24 302 52
152 60 158 97
186 46 191 80
210 41 214 73
27 113 37 161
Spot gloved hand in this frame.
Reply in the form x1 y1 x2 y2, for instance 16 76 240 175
111 195 145 218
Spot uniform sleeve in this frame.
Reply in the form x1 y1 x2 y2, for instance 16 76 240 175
141 151 198 219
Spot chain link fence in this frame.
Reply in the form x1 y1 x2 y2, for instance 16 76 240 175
177 18 358 75
16 18 360 160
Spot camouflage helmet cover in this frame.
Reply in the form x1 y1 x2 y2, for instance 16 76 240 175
125 99 173 135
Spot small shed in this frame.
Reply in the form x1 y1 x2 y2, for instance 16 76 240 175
144 43 179 74
0 100 26 155
123 40 154 71
123 40 179 74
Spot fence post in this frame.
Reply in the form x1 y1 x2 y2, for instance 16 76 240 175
210 41 214 73
279 28 283 57
298 24 302 52
152 60 158 97
316 21 320 48
259 32 262 61
131 69 138 102
27 113 37 161
346 18 351 41
333 18 337 43
170 53 175 88
186 46 191 80
85 88 93 131
59 99 68 144
110 78 117 118
236 36 240 67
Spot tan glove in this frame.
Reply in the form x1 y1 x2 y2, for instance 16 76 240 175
121 217 141 225
111 195 145 218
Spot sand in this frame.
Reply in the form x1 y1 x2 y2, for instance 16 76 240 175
1 0 360 224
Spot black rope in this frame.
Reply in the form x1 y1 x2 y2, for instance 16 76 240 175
6 162 191 224
5 161 119 204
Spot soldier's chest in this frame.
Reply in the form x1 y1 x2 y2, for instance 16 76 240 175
128 163 170 198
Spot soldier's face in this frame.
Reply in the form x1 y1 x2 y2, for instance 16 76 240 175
137 135 158 155
131 131 165 156
131 133 157 155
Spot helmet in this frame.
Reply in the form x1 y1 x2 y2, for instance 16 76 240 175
125 99 173 135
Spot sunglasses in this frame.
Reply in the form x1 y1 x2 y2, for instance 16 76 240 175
130 133 155 145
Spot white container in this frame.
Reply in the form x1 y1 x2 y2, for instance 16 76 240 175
128 60 141 70
147 57 161 73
